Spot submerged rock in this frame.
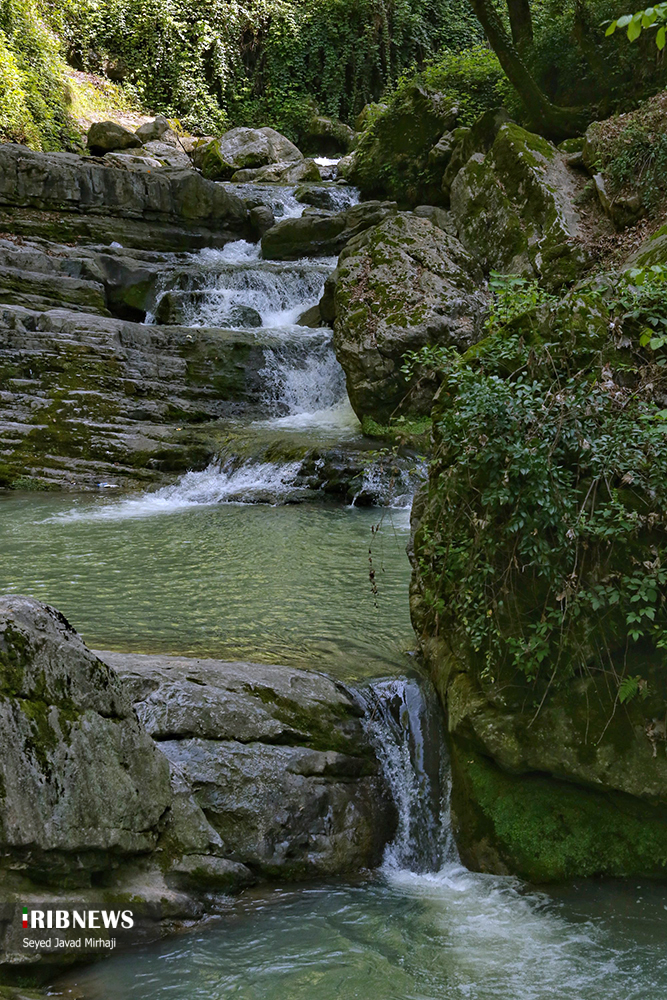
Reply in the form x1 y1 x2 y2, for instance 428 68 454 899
154 290 262 328
328 213 487 422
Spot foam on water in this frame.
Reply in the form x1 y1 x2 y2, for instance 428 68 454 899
52 461 304 522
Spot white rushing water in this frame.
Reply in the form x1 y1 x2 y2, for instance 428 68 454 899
52 460 306 521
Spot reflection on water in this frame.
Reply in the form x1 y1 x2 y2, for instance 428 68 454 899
0 493 413 679
56 873 667 1000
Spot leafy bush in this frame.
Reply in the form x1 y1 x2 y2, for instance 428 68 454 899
412 268 667 702
0 0 77 149
418 46 511 127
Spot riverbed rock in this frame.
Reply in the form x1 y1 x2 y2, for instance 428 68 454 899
348 84 458 205
261 200 397 260
196 127 303 181
301 115 356 155
105 651 395 879
231 158 321 184
0 596 172 879
0 271 318 488
0 143 249 251
449 122 589 287
154 291 262 328
0 601 397 973
135 114 172 143
87 120 142 155
328 213 487 422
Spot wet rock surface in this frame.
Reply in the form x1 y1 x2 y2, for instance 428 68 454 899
261 200 398 260
0 599 395 974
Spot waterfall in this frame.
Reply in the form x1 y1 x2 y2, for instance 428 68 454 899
360 676 455 873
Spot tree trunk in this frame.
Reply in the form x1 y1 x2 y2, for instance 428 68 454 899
467 0 594 140
507 0 533 53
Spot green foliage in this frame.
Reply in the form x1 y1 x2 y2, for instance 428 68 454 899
605 3 667 48
51 0 477 137
413 268 667 702
0 0 77 149
418 46 511 127
524 0 667 116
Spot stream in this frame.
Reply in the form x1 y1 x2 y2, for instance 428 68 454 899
2 179 667 999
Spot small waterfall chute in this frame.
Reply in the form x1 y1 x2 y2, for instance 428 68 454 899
360 676 454 873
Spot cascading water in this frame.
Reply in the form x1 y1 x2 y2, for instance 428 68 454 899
360 676 454 873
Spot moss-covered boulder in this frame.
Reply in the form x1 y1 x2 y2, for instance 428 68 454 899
301 115 356 156
0 596 172 879
347 84 458 206
450 123 589 288
196 126 303 181
328 213 487 422
410 275 667 881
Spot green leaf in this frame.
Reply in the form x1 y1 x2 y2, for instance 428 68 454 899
658 23 666 46
617 13 633 26
619 675 640 702
606 19 618 34
627 17 642 39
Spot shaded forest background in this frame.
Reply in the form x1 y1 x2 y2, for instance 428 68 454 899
0 0 665 151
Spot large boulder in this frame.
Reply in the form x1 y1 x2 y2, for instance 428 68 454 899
0 144 249 251
261 200 397 260
449 122 589 288
230 158 321 184
0 601 397 971
0 597 172 880
102 652 396 879
327 213 487 422
87 121 142 155
196 127 303 181
348 84 458 205
300 115 356 155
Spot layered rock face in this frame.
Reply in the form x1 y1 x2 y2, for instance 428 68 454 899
108 652 393 879
326 214 487 422
0 144 249 251
0 598 395 972
0 239 298 489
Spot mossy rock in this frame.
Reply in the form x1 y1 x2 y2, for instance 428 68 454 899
348 83 458 206
450 122 590 288
451 744 667 882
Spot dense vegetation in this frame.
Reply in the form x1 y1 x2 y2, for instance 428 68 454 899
50 0 483 138
411 268 667 701
0 0 77 148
